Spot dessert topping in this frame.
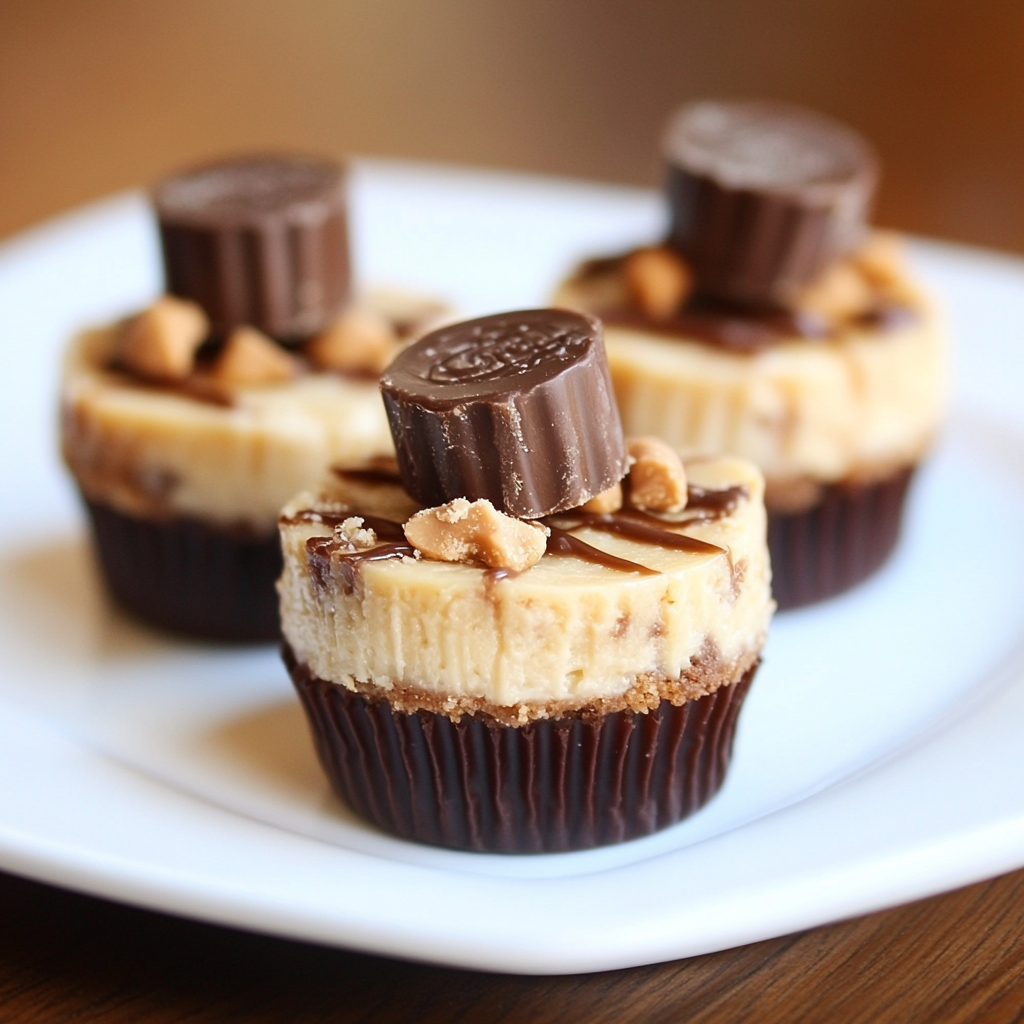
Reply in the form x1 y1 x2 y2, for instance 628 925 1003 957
851 230 906 288
580 482 624 514
626 437 688 513
155 156 350 341
118 296 209 381
333 516 378 552
664 100 878 309
381 309 628 518
208 326 300 386
404 498 549 572
623 247 693 321
798 260 874 324
305 306 400 375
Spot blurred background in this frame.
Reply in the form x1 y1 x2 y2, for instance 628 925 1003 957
2 0 1023 251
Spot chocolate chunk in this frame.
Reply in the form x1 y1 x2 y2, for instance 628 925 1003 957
664 100 878 309
155 156 350 342
380 309 628 518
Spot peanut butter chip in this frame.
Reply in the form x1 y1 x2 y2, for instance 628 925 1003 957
580 482 623 514
305 306 400 375
799 260 874 323
404 498 549 572
119 296 209 380
209 326 299 386
623 247 693 321
627 437 688 513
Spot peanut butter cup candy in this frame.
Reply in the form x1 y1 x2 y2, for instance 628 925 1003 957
279 308 773 852
155 156 350 343
664 100 878 310
62 154 450 640
381 309 628 517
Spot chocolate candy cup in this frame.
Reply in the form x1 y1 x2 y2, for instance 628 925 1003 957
380 309 628 518
155 156 350 342
85 498 281 641
664 100 878 309
768 466 914 610
286 645 756 853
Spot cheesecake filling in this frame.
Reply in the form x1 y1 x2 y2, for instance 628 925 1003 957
61 290 450 531
278 456 772 720
553 236 947 500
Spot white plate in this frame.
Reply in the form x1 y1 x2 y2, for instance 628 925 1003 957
1 161 1024 975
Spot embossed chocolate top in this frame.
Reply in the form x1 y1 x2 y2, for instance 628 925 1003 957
155 156 350 342
664 100 878 309
408 308 594 390
381 309 628 518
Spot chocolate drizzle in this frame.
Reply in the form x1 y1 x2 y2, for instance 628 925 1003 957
339 540 416 565
292 509 413 595
602 301 831 352
106 363 236 408
331 463 403 487
305 531 416 596
284 509 406 539
547 514 724 556
305 536 335 592
580 255 915 353
544 527 658 576
685 484 748 517
292 480 746 589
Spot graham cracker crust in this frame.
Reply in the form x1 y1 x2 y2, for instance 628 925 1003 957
291 637 763 727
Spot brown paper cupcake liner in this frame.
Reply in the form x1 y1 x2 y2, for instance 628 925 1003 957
85 497 282 642
285 645 757 853
767 465 914 611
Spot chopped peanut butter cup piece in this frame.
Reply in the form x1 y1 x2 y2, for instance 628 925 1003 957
627 437 688 513
404 498 548 572
798 260 874 324
305 306 399 375
624 247 693 321
381 309 629 518
664 100 878 309
209 326 300 386
580 482 624 514
852 230 907 288
119 296 209 381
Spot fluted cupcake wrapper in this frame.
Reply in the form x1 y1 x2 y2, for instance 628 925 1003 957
767 466 914 611
85 498 282 642
286 645 757 854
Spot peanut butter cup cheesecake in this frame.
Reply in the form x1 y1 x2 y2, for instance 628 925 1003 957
62 155 448 640
278 309 774 852
554 101 947 608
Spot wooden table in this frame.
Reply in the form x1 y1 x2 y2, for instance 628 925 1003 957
2 866 1022 1022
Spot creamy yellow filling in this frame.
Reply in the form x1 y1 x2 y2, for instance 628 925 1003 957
61 291 449 531
553 249 947 496
278 457 772 711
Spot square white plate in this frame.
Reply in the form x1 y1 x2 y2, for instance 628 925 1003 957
1 161 1023 974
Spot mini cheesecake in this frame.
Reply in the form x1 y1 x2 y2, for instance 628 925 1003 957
61 156 450 640
554 101 947 608
278 309 774 852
